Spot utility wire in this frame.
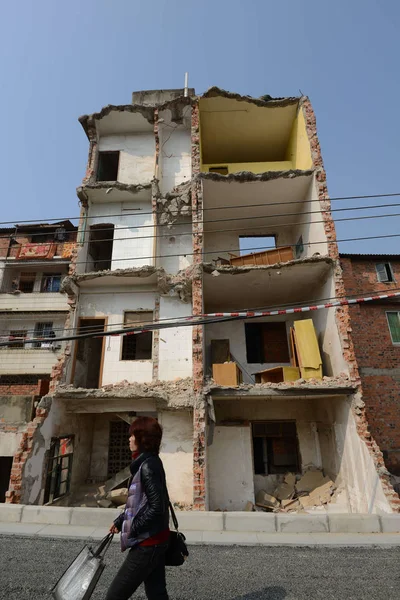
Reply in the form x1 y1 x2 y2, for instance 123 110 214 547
1 191 400 226
2 290 399 348
1 282 400 335
8 232 397 268
3 201 400 242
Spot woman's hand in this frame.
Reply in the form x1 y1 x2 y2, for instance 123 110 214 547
109 524 119 534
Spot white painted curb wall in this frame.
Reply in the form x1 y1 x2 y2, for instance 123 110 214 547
0 504 400 534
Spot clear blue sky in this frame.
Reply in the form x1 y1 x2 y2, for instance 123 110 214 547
1 0 399 253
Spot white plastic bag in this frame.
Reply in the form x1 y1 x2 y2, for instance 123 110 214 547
52 534 113 600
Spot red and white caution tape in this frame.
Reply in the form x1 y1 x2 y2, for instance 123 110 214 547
203 291 400 318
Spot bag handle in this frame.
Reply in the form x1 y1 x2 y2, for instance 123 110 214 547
92 532 114 558
169 501 179 531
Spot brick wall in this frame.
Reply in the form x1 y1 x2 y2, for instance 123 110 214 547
0 384 38 396
341 256 400 475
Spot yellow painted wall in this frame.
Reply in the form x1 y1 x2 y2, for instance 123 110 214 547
201 161 293 174
285 108 312 170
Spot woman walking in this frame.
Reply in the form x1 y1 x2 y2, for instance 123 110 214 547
106 416 170 600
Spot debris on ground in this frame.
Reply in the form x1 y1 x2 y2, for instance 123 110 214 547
245 469 336 513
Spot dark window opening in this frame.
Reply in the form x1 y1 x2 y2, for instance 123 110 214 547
245 322 289 364
97 151 120 182
252 421 299 475
121 312 153 360
239 236 275 255
8 330 27 349
18 272 36 293
33 233 54 243
209 166 228 175
43 436 74 504
88 224 114 271
33 322 54 348
73 319 105 388
0 457 13 502
376 262 394 283
41 274 61 293
108 421 132 477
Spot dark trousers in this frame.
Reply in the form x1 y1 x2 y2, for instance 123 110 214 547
106 543 169 600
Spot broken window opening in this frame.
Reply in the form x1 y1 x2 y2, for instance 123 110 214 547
88 224 114 271
73 318 105 388
239 236 275 256
97 151 120 182
376 262 394 283
8 330 27 349
121 312 153 361
107 420 132 477
41 273 62 293
33 233 54 243
43 436 74 504
387 312 400 344
245 322 290 364
0 457 13 502
252 421 300 475
18 272 36 293
295 235 304 259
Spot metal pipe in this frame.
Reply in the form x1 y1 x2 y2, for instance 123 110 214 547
184 72 189 97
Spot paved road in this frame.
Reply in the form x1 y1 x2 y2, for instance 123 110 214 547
0 536 399 599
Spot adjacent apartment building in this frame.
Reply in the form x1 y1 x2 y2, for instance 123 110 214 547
340 253 400 487
0 221 77 502
4 87 399 513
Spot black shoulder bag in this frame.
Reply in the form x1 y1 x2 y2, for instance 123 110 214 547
165 502 189 566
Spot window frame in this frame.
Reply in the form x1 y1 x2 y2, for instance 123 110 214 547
386 311 400 345
33 322 54 348
97 150 120 182
376 262 395 283
120 310 154 361
41 273 62 293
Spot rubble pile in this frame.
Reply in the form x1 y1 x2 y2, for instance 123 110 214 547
247 470 336 513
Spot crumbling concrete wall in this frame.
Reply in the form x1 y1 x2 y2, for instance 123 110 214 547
208 425 254 511
99 133 155 185
158 107 192 194
78 291 155 385
158 296 193 381
87 199 155 270
316 395 392 513
159 410 193 507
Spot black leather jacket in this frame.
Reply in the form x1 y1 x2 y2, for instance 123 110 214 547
114 452 169 539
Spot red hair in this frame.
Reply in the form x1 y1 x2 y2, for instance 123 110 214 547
129 416 163 454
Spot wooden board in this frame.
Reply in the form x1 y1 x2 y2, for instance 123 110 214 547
212 363 242 386
254 366 300 384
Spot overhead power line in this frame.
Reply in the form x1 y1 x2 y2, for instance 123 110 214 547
1 191 400 227
2 201 400 243
1 283 400 335
8 232 397 268
2 290 399 348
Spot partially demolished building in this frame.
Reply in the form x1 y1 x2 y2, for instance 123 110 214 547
5 87 399 514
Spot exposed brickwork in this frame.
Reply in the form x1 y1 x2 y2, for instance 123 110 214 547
83 122 98 184
5 404 50 504
341 256 400 479
302 98 399 509
152 294 160 381
0 384 38 396
191 101 206 510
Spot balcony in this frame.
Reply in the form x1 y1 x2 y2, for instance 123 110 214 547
0 291 69 313
0 348 61 375
6 240 76 262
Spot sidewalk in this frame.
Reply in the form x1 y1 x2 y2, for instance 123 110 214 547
1 503 400 546
1 521 400 546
